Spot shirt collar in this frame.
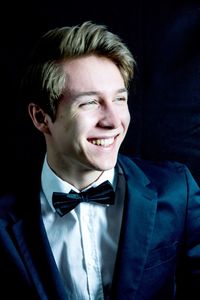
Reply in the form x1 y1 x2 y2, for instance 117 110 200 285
41 155 116 212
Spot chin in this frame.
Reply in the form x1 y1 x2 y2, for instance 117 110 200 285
92 158 117 171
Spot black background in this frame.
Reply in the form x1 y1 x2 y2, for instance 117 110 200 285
1 0 200 189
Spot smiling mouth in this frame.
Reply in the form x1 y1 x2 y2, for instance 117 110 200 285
88 137 115 147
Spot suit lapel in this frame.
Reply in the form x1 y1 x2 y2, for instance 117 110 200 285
112 155 158 298
11 208 67 300
9 161 67 300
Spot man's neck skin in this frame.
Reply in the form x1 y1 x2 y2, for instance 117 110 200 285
47 157 105 191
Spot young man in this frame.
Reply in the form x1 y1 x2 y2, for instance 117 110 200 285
0 21 200 300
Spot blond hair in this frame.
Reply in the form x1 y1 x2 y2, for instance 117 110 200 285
22 21 136 119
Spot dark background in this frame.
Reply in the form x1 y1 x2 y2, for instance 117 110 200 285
1 0 200 189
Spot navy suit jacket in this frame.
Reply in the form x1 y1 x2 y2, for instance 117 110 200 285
0 154 200 300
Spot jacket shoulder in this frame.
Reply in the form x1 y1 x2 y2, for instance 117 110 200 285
118 153 186 173
117 154 193 187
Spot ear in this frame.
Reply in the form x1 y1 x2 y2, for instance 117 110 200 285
28 103 51 134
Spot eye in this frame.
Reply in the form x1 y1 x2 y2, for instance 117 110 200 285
115 96 127 102
79 99 98 107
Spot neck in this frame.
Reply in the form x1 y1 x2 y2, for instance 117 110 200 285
59 169 104 191
47 158 104 191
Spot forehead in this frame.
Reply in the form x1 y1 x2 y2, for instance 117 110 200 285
63 55 125 93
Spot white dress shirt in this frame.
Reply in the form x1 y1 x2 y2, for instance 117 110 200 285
40 157 124 300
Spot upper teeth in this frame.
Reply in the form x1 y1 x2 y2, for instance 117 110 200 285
91 137 114 146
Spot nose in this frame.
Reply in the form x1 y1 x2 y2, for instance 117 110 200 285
98 102 121 129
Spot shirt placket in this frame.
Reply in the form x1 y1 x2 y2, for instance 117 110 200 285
79 203 104 300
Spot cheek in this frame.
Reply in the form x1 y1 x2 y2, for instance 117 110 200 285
127 109 131 122
122 109 131 128
76 113 96 130
66 118 89 140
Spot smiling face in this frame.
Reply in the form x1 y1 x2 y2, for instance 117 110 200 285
41 55 130 187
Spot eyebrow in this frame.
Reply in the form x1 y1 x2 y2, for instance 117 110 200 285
72 88 128 100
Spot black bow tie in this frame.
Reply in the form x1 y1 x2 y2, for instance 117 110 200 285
52 180 115 217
